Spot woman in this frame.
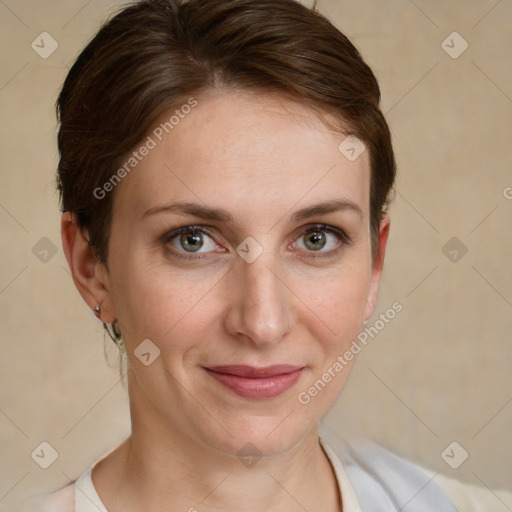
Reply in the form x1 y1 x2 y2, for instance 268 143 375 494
22 0 511 510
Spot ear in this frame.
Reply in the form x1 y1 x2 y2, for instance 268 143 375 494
61 212 117 323
362 214 390 324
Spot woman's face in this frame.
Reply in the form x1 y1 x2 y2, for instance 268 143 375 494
100 90 388 457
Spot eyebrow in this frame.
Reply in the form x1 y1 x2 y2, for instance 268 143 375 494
142 201 233 222
291 199 363 222
142 198 363 223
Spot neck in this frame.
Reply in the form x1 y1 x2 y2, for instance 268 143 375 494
92 373 342 512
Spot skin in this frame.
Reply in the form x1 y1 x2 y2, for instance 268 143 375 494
62 89 389 512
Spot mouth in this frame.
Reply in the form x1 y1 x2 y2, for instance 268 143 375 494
202 365 305 399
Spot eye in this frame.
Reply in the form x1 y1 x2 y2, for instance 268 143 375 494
162 223 350 261
293 224 349 255
167 226 218 254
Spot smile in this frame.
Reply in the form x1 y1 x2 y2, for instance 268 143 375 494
203 365 305 399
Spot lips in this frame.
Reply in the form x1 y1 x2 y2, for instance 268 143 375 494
203 365 305 399
206 364 303 378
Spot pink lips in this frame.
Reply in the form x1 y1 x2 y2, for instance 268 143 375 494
203 365 305 399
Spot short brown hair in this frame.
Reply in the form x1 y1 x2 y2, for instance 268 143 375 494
56 0 396 263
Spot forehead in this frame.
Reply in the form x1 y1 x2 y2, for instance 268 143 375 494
112 90 371 226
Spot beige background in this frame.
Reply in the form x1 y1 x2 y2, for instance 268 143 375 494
1 0 511 509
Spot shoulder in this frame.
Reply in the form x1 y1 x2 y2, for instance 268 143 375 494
320 425 511 512
337 437 458 511
18 484 75 512
19 442 123 512
422 467 512 512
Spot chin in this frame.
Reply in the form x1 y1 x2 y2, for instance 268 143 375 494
194 412 317 460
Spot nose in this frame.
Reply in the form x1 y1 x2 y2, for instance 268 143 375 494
222 249 293 348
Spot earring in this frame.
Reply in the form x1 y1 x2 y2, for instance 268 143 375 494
103 320 123 348
94 305 100 315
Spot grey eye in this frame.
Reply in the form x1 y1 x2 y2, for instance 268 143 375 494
170 229 217 253
296 228 340 252
303 231 327 251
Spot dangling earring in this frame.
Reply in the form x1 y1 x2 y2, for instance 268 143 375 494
103 320 124 349
93 305 123 349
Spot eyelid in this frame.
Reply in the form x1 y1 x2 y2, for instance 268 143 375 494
163 224 230 245
163 224 216 242
292 223 351 257
298 223 350 244
161 224 222 257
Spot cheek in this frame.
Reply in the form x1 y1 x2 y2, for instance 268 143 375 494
293 259 372 340
292 264 369 409
107 258 214 346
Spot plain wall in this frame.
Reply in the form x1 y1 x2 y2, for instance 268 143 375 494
1 0 511 509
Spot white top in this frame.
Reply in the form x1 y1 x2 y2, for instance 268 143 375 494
20 437 512 512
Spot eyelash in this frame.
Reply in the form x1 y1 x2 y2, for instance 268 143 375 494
162 223 351 261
